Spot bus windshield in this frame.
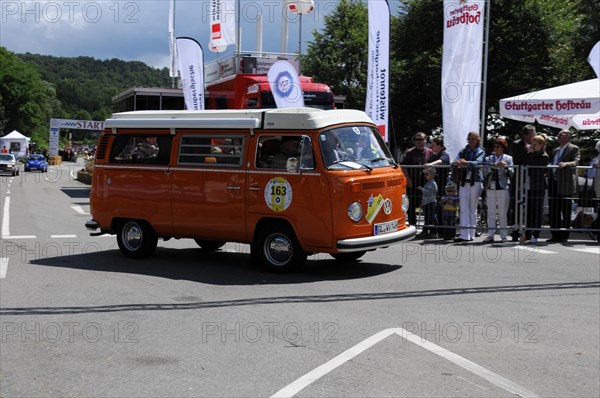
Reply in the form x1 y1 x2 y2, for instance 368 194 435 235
318 125 395 170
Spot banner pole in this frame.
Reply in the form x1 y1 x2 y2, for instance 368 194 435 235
479 0 491 148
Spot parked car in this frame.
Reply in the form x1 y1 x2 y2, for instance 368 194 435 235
0 153 19 176
24 154 48 172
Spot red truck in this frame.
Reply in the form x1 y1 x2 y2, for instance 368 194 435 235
204 54 337 110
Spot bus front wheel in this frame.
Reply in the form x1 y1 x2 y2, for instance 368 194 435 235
253 223 306 272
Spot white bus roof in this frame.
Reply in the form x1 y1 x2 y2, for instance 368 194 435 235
104 108 374 131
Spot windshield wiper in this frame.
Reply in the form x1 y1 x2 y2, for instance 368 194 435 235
370 157 400 169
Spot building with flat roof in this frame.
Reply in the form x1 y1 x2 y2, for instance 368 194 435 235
112 87 185 112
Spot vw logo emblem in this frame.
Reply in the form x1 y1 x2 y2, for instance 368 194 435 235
383 198 393 215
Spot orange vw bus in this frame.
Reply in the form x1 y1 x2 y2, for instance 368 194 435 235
86 108 416 271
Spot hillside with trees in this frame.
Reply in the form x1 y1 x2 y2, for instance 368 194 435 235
0 48 170 149
17 53 171 122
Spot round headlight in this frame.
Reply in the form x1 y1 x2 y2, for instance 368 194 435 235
402 194 410 213
347 202 362 222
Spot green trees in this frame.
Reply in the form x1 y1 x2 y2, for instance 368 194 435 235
302 0 599 146
0 47 58 135
302 0 368 109
0 48 170 149
18 53 170 121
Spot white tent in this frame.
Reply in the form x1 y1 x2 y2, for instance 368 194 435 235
0 130 30 158
499 78 600 130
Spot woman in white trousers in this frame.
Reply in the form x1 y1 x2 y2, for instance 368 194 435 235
483 137 513 242
453 132 485 242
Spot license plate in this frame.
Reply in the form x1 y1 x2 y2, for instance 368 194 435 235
374 219 399 235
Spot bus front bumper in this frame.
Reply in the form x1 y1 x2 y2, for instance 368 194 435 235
336 225 417 252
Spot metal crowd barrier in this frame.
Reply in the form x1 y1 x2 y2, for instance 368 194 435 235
400 164 599 241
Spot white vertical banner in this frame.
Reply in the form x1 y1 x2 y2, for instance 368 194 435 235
176 37 205 110
588 41 600 78
168 0 177 77
441 0 485 160
365 0 390 141
267 60 305 108
209 0 236 50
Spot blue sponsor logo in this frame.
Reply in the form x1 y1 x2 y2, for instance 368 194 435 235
274 71 294 98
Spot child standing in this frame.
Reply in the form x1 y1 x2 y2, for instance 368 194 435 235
441 182 460 240
417 167 438 238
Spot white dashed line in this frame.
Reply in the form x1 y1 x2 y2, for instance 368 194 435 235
1 235 37 239
50 235 78 238
272 328 538 398
0 258 7 279
1 196 10 237
71 205 90 215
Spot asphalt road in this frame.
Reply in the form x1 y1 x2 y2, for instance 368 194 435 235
1 161 599 398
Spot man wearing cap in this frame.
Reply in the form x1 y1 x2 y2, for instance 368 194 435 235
417 167 438 238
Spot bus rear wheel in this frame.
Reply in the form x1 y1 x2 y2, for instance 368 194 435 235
253 223 306 273
117 220 158 259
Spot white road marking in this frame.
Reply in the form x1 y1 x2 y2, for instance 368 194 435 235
0 258 7 279
271 328 538 398
569 247 600 256
70 168 82 180
71 205 90 215
50 235 78 238
1 196 10 237
2 235 37 239
514 245 557 255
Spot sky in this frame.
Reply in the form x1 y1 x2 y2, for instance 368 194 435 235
0 0 394 69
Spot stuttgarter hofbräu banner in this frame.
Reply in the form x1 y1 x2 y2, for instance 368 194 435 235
209 0 236 50
365 0 390 142
267 60 305 109
176 37 205 110
441 0 485 160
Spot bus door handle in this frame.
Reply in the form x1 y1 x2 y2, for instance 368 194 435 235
248 186 261 191
226 185 241 190
164 170 172 175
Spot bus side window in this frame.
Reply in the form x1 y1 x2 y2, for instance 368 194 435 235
109 134 171 165
257 136 303 169
179 135 244 166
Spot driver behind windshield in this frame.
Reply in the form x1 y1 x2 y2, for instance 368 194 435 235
319 131 352 167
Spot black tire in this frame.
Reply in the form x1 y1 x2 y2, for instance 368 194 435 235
194 239 226 251
331 251 367 262
253 222 307 272
117 220 158 259
475 219 485 237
